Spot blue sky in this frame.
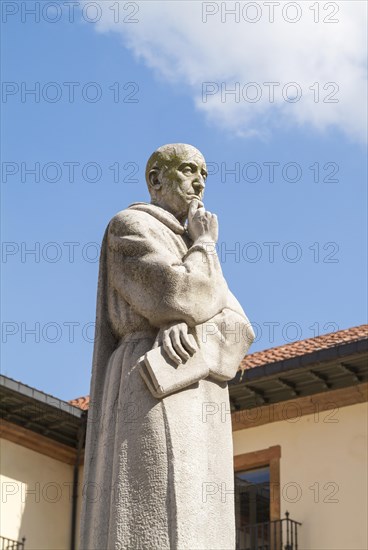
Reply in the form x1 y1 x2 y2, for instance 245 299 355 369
1 1 367 401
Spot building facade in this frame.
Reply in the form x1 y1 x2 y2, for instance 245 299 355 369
1 325 367 550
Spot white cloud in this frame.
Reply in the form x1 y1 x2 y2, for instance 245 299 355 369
85 0 367 142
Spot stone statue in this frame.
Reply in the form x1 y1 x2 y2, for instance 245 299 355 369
80 144 254 550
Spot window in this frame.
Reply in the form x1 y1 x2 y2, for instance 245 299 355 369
235 466 270 528
234 447 281 550
234 445 281 523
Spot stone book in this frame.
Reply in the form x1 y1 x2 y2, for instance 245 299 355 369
139 307 252 399
138 345 210 398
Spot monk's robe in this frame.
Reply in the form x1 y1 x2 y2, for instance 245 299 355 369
80 203 254 550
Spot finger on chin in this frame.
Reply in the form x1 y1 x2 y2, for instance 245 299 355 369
189 198 199 212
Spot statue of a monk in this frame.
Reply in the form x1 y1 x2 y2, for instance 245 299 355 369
80 144 254 550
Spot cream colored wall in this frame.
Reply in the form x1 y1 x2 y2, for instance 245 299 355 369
0 439 74 550
2 402 366 550
233 401 368 550
75 465 84 548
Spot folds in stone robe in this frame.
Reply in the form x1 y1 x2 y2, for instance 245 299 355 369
80 203 254 550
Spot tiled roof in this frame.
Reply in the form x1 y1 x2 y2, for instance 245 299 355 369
241 324 368 370
69 324 368 410
69 395 90 411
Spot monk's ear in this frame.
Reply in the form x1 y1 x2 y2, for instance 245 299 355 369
148 168 162 191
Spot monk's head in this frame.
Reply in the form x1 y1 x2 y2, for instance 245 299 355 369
145 143 207 223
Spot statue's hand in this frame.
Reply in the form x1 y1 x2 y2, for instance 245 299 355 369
187 199 219 244
153 322 198 365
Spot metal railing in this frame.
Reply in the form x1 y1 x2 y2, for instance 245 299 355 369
236 511 302 550
0 537 25 550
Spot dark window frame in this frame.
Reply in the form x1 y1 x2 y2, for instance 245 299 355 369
234 445 281 522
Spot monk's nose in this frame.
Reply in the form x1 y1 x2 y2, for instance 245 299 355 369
193 178 205 193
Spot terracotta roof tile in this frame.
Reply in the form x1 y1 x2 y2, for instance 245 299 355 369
241 324 368 370
69 395 90 411
69 324 368 410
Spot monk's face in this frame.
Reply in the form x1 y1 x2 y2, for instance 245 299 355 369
157 149 208 221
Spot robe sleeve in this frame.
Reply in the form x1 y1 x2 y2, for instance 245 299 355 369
107 210 228 328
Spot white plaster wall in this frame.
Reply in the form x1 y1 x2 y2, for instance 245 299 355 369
0 439 73 550
232 402 368 550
